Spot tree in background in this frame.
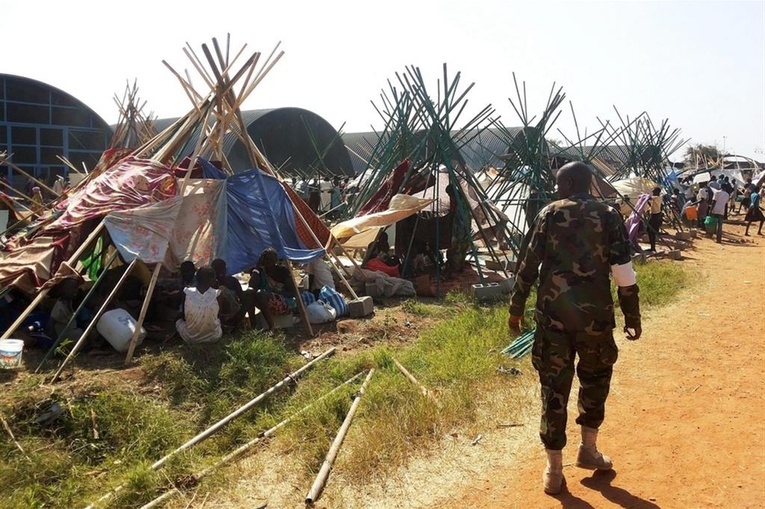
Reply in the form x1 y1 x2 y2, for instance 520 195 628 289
684 143 721 169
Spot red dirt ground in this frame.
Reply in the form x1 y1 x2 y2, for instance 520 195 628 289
430 222 765 508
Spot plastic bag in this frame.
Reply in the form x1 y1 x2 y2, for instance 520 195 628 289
319 285 349 317
306 300 337 324
704 215 718 233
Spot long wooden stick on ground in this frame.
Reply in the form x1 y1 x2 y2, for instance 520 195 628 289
305 369 375 506
85 347 336 509
392 357 440 405
0 412 29 460
139 371 366 509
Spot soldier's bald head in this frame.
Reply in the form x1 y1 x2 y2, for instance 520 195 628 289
556 162 592 198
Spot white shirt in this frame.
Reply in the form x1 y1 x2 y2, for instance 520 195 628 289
708 180 721 191
176 287 222 343
710 189 730 215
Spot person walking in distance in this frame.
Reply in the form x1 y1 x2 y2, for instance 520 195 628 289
708 184 730 244
508 161 642 495
647 186 663 252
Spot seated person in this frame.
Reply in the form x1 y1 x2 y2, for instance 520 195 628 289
306 257 334 298
362 231 391 266
248 247 296 331
176 266 223 344
48 277 86 342
155 261 197 316
365 250 401 278
402 240 442 278
211 258 243 330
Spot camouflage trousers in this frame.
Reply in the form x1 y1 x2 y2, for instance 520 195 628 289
531 326 618 450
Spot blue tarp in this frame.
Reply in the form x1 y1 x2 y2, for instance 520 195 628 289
220 165 325 273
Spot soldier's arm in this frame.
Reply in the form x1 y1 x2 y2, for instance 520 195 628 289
608 210 641 330
509 210 547 318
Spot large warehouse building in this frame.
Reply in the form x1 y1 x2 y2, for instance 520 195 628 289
154 107 354 177
0 74 112 188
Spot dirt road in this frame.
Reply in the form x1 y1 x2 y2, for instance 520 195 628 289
434 223 765 509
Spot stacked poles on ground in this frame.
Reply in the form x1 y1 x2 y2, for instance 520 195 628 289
85 347 336 509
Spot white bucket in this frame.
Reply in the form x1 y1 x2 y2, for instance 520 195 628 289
0 339 24 368
96 308 146 353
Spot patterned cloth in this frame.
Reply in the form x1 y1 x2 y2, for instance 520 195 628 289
47 156 177 231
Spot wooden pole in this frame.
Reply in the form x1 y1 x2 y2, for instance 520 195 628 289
50 259 138 383
85 347 336 509
287 261 313 337
138 371 365 509
35 249 120 373
124 262 162 364
305 369 375 506
0 412 29 460
0 222 106 340
3 158 59 197
392 357 440 405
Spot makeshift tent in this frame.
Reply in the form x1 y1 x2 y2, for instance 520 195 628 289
0 36 354 378
344 65 517 289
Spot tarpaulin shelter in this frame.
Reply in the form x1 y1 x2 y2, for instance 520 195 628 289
0 36 353 378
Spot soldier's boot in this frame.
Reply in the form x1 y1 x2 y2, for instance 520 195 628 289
575 426 613 470
543 449 565 495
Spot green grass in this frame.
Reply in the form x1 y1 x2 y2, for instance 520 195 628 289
0 259 692 507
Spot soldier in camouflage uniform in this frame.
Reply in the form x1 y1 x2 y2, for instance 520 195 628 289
508 161 642 495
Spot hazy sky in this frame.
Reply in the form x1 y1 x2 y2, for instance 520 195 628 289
2 0 763 160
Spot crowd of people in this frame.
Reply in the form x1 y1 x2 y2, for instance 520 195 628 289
610 174 764 248
291 175 352 219
11 248 316 353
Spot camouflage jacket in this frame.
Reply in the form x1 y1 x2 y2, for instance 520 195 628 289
509 194 641 332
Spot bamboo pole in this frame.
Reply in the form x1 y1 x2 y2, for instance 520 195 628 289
50 258 139 383
391 357 439 405
3 158 59 197
286 261 314 337
124 262 162 364
138 371 365 509
0 221 106 340
0 412 29 460
35 249 120 373
85 347 336 509
305 369 375 505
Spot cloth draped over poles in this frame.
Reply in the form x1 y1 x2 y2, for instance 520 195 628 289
104 196 183 265
0 157 326 293
48 157 179 231
223 168 325 272
170 179 227 268
331 194 436 245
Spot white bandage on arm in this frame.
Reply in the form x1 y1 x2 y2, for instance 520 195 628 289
611 262 637 287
